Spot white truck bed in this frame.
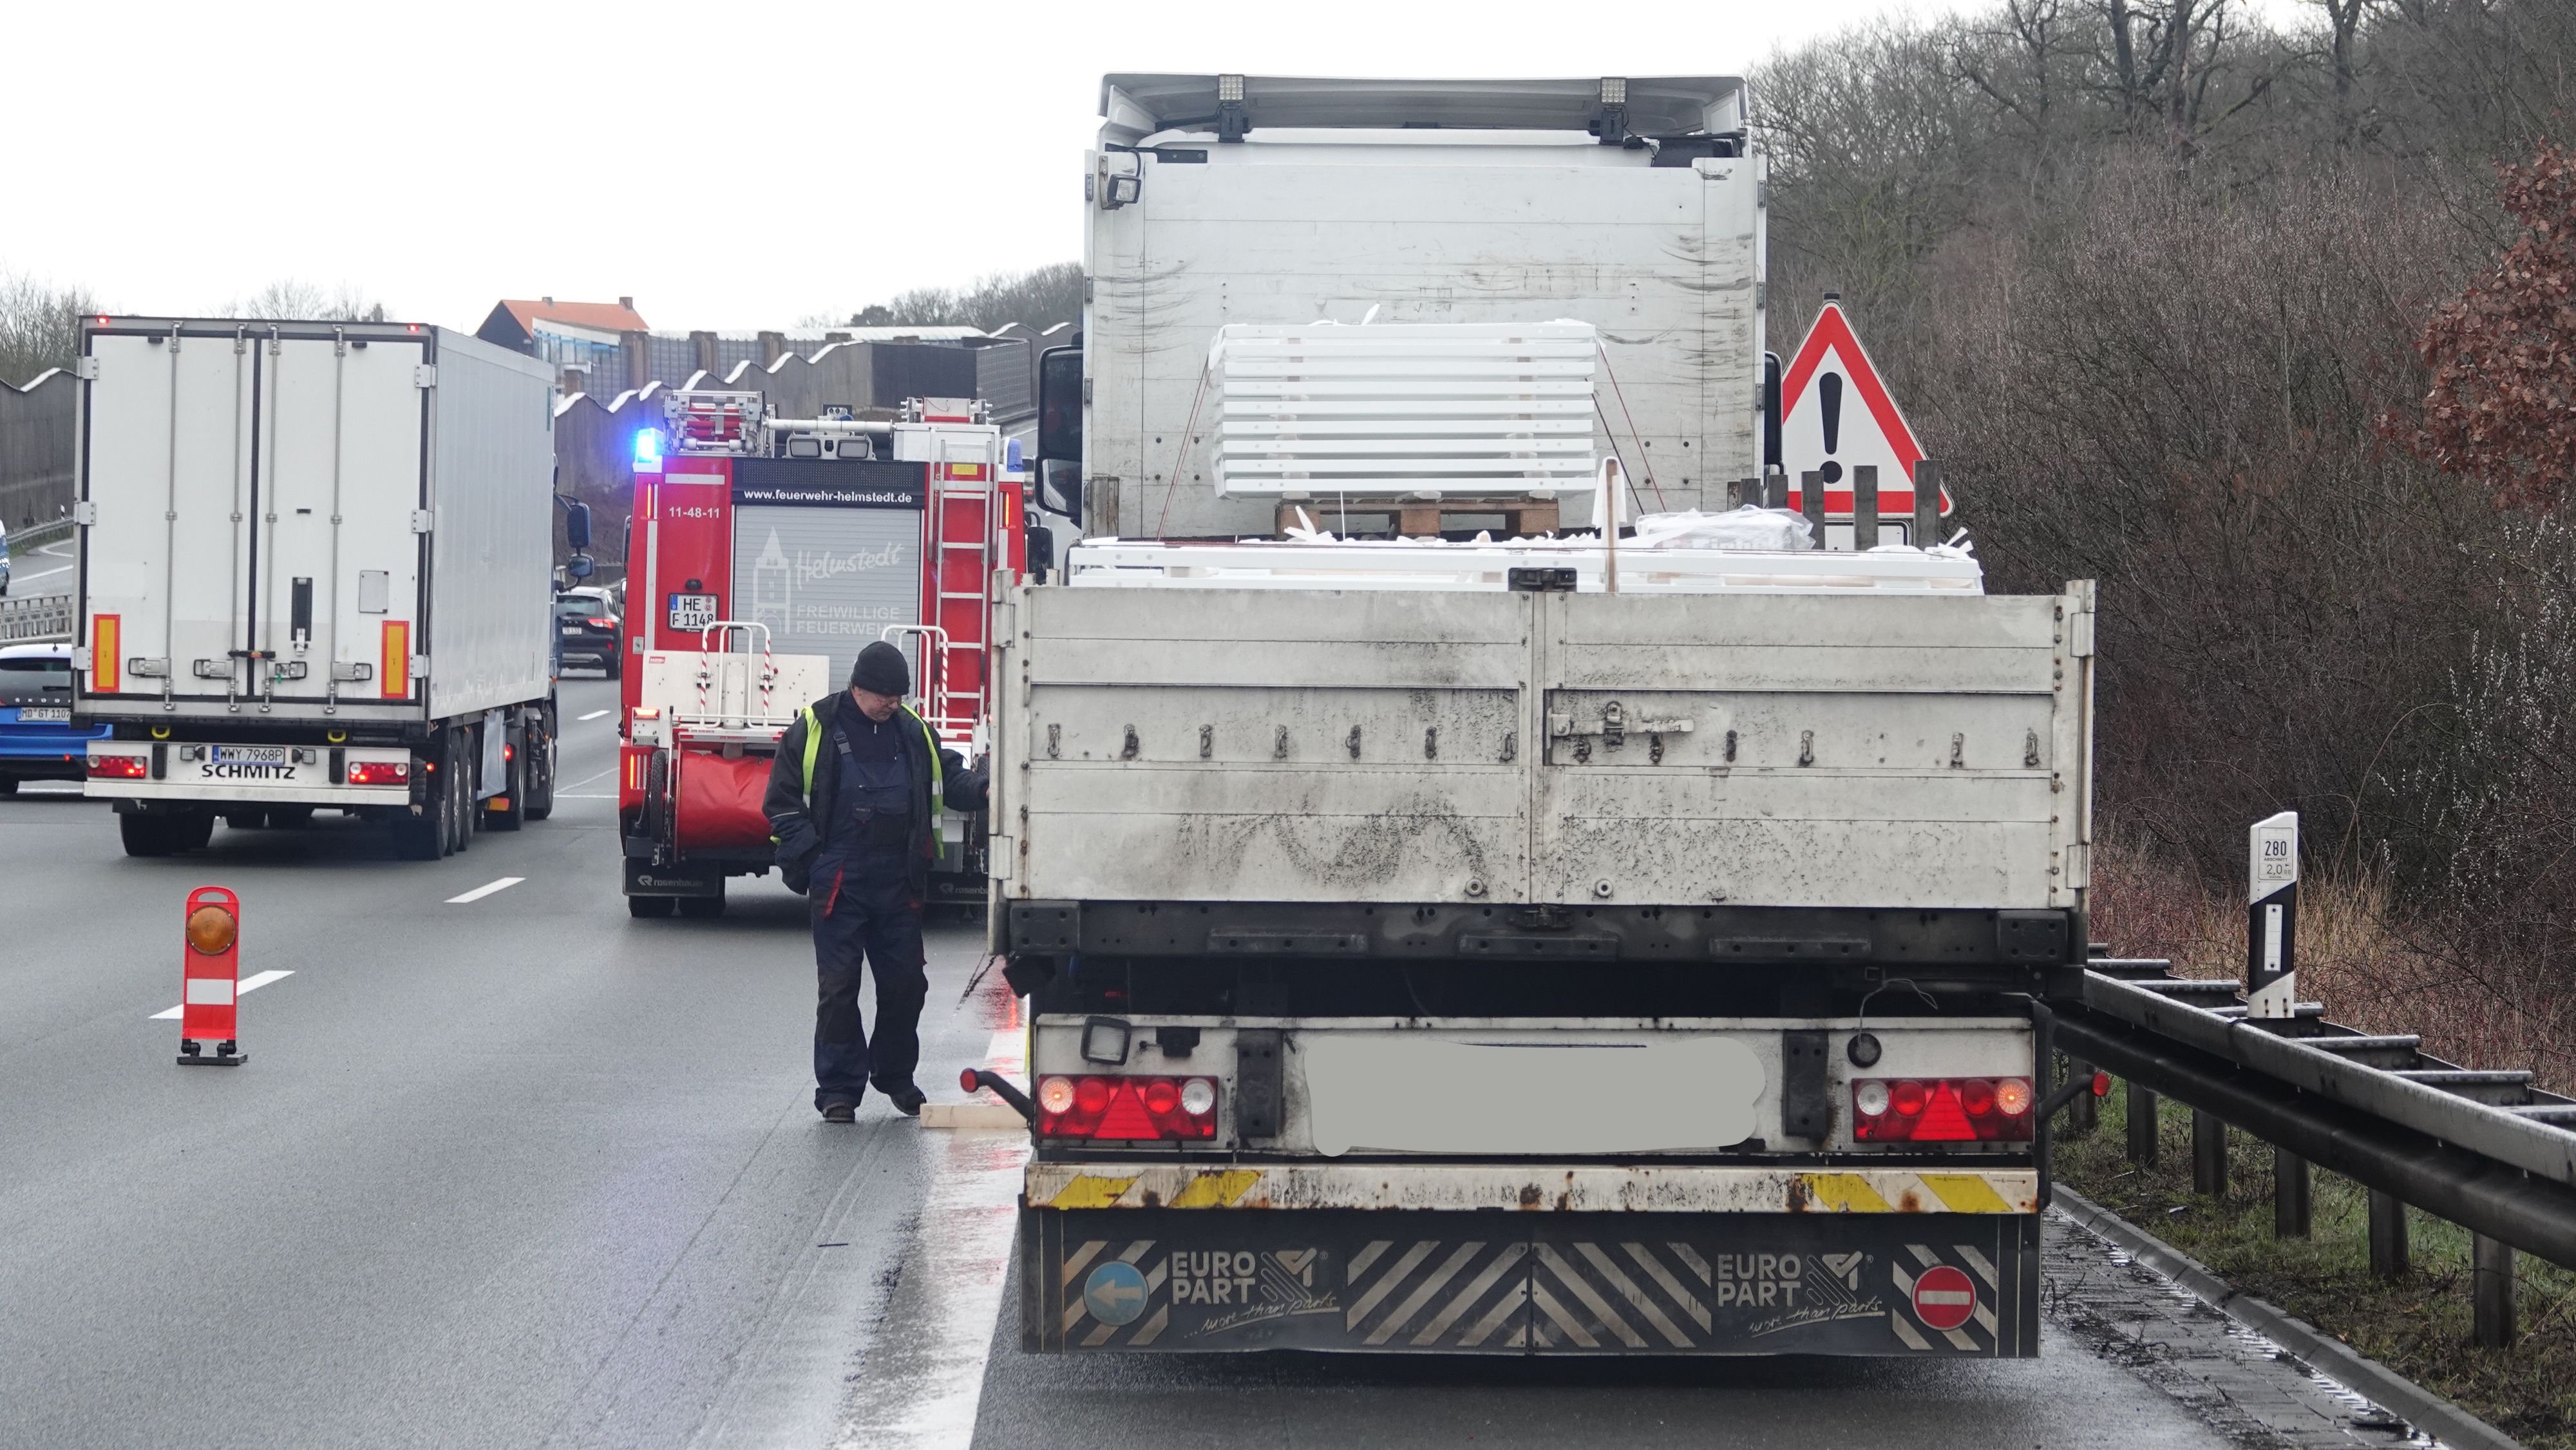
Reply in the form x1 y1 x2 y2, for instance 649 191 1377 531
996 549 2091 913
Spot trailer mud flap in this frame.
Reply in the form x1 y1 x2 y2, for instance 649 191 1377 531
1022 1208 2040 1357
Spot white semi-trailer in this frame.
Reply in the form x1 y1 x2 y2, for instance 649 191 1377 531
73 318 560 859
990 76 2096 1359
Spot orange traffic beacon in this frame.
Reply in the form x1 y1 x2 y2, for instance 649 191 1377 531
177 886 246 1067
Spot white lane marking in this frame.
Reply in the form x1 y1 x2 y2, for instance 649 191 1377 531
562 766 615 790
578 709 611 721
150 969 292 1019
446 876 524 904
833 1029 1028 1450
556 792 615 799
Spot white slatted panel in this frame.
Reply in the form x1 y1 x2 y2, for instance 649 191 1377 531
1211 322 1598 498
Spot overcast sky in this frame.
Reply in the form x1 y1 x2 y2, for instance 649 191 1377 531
4 0 2307 334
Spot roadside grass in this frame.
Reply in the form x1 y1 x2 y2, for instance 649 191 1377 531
2059 1082 2576 1448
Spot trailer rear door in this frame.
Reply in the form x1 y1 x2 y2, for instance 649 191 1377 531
80 323 426 714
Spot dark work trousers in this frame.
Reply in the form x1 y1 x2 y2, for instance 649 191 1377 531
810 855 927 1110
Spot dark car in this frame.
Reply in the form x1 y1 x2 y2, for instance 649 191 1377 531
0 642 108 793
556 591 622 676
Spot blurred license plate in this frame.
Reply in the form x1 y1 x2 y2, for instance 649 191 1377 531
212 745 287 765
18 707 68 721
561 626 582 636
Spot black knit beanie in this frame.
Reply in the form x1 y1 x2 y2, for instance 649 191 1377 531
850 641 910 696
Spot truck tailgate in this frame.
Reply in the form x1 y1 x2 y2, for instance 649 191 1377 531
999 583 2092 911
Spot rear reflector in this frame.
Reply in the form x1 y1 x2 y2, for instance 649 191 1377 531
1853 1076 2033 1142
1037 1074 1220 1140
346 760 410 786
88 753 147 779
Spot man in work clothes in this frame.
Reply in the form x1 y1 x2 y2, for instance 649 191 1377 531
764 640 987 1122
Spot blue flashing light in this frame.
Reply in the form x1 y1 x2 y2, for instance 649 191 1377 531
633 428 665 472
1005 437 1024 470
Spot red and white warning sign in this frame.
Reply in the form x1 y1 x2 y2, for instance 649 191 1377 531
1909 1263 1978 1331
1780 299 1951 522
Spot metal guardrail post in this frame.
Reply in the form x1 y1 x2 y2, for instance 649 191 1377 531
2473 1234 2516 1348
2193 1109 2228 1198
2274 1148 2310 1237
2127 1083 2159 1164
2369 1190 2409 1278
1799 470 1825 549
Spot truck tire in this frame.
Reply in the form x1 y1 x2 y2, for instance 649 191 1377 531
677 881 726 919
269 805 314 829
524 702 557 821
447 729 472 855
605 654 622 680
180 812 214 850
1 776 19 796
120 813 179 857
627 894 675 919
391 743 447 860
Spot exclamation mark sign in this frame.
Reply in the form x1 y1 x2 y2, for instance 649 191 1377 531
1818 372 1845 486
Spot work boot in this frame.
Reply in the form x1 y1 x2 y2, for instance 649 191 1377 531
820 1100 858 1124
877 1080 927 1118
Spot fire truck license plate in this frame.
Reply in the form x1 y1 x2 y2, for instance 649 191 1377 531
667 593 718 631
212 745 289 765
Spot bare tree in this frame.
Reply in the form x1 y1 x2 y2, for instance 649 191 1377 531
222 280 390 323
837 262 1083 333
0 271 99 386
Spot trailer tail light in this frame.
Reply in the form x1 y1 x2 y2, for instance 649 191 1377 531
346 760 410 785
88 752 148 779
1852 1076 2033 1142
1036 1075 1220 1140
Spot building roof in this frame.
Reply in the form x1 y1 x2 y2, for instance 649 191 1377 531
479 298 650 348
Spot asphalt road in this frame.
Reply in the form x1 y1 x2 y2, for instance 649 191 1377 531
0 676 2392 1448
5 532 74 598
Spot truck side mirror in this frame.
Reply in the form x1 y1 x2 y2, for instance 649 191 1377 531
1037 347 1084 464
565 553 596 581
565 501 593 551
1039 459 1083 522
1026 522 1057 583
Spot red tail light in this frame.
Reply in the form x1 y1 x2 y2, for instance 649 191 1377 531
586 616 612 629
347 760 410 785
88 753 148 779
1036 1074 1220 1140
1853 1076 2033 1142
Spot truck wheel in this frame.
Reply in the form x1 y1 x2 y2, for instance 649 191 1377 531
180 813 214 850
0 776 19 796
677 882 727 919
605 654 622 680
269 805 314 829
120 813 178 857
393 745 447 860
447 730 472 855
627 895 676 919
524 703 557 821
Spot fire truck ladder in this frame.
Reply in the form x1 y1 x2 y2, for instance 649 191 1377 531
919 445 998 741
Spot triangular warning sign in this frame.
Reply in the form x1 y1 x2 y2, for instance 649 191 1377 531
1781 301 1951 522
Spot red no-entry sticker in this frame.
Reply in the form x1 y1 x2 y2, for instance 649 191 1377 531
1912 1264 1977 1331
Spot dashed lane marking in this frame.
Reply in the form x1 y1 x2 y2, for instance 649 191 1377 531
150 969 291 1019
577 709 611 721
446 876 525 904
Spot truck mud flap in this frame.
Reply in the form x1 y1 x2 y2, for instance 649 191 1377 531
1023 1208 2039 1357
623 859 725 898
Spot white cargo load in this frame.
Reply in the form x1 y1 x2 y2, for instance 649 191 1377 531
72 318 555 725
1209 321 1598 498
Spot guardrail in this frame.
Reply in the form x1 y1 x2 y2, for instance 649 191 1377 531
2052 954 2576 1348
0 593 74 644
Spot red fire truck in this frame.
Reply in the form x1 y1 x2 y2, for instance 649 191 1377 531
615 389 1025 917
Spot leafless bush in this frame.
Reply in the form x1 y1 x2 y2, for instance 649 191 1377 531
0 271 97 387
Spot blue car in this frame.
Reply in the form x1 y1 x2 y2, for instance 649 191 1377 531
0 643 106 794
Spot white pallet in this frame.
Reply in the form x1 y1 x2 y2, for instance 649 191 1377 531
1210 321 1598 498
